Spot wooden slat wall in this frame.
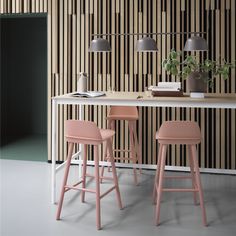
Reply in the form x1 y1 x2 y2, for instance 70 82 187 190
0 0 235 170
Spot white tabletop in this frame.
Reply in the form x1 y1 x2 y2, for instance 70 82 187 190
53 92 236 109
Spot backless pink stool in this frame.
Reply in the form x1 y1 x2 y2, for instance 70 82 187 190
153 121 207 226
56 120 123 230
101 106 141 185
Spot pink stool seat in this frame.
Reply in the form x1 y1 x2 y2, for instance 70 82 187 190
101 106 142 185
107 106 139 121
100 129 116 140
56 120 123 230
153 121 207 226
156 121 201 144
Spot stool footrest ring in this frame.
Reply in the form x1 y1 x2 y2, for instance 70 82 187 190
162 188 199 192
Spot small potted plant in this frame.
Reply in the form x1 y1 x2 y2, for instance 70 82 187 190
162 49 236 98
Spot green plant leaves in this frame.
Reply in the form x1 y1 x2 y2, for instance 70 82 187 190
161 49 236 84
170 67 178 75
162 49 181 76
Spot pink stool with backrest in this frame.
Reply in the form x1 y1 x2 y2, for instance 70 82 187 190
56 120 123 230
101 106 141 185
153 121 207 226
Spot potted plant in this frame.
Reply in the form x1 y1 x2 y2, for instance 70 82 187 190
162 49 236 97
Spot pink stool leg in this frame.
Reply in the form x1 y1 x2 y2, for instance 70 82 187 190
133 121 142 174
106 120 114 175
100 141 108 183
107 120 115 173
190 145 207 226
129 121 138 185
56 143 74 220
107 139 123 209
94 145 101 230
81 144 87 203
155 144 167 226
101 120 114 182
153 144 163 204
188 145 197 205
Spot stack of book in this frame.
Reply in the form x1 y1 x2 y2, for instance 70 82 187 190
149 82 183 97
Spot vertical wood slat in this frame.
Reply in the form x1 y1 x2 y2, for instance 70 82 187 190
35 0 39 12
63 0 69 161
23 0 28 13
100 0 107 159
111 0 116 90
84 0 89 138
0 0 235 170
166 0 172 166
147 1 153 164
71 14 76 122
129 0 134 92
43 0 47 12
152 0 157 164
138 8 143 162
119 0 124 161
16 0 20 13
220 1 226 169
133 0 138 75
32 0 35 13
76 0 81 75
215 8 221 169
0 0 2 13
93 0 98 160
231 0 236 169
201 0 207 167
58 0 64 161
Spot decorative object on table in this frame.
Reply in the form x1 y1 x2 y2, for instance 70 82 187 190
187 72 208 98
73 91 105 98
162 49 236 98
77 72 88 93
149 82 183 97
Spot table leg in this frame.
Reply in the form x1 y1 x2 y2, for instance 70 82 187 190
78 104 84 178
51 99 57 204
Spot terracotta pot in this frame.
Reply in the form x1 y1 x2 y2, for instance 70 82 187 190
187 72 208 93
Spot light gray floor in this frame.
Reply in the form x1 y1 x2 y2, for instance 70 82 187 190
0 159 236 236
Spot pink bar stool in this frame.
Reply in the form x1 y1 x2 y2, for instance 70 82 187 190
101 106 142 185
153 121 207 226
56 120 123 230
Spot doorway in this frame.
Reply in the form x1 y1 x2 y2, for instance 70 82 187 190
0 14 47 162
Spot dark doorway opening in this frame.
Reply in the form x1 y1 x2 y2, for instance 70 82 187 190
0 14 47 162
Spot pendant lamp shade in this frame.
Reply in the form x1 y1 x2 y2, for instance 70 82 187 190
135 37 158 52
89 38 111 52
184 36 208 51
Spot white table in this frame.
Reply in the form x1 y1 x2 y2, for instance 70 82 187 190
51 92 236 203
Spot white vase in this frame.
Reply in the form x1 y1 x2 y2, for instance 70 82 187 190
77 73 88 92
